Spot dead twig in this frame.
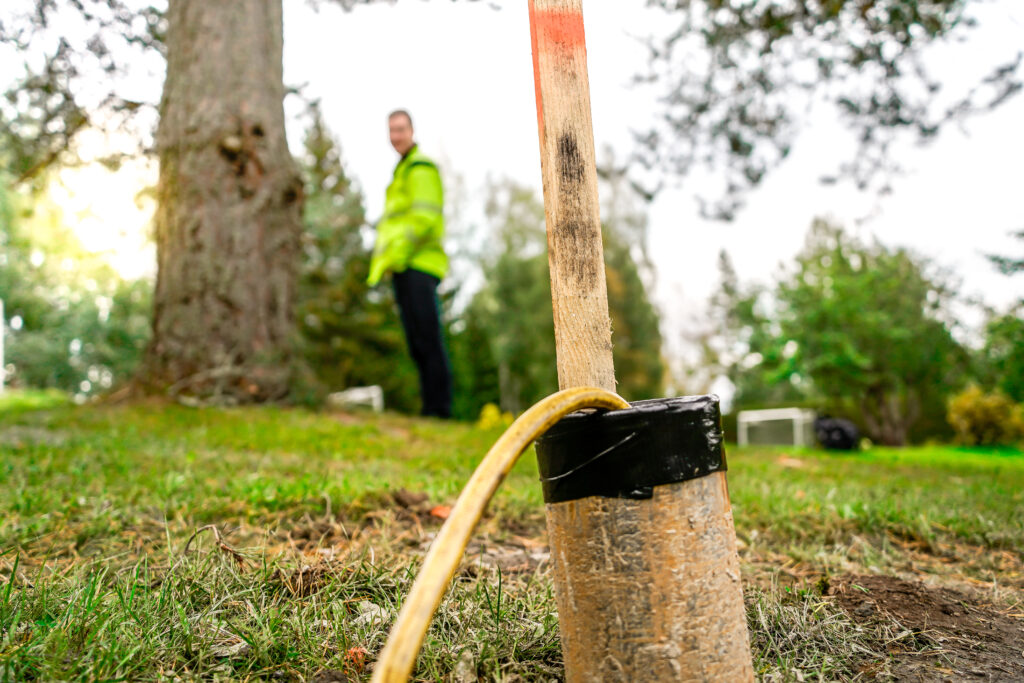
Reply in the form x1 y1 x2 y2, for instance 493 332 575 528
169 525 248 573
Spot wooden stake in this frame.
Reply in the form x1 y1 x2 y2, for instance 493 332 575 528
529 2 754 680
544 472 754 681
529 0 615 393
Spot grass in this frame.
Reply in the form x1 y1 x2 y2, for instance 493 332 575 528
1 390 1022 681
730 445 1024 571
0 389 68 417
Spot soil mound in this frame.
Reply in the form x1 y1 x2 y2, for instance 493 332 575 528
832 574 1024 681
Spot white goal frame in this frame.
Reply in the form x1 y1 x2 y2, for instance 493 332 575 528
736 408 816 447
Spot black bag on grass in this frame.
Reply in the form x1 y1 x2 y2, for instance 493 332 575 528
814 417 860 451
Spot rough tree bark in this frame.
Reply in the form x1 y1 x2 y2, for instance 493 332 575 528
860 388 916 446
142 0 302 402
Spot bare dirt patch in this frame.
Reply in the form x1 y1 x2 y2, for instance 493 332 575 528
270 563 351 597
890 538 1024 591
831 574 1024 681
276 493 553 582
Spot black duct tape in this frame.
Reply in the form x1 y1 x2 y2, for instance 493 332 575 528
535 395 726 503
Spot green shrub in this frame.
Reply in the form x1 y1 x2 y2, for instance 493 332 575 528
947 385 1024 447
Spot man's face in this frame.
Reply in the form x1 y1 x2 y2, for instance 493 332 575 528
389 114 414 156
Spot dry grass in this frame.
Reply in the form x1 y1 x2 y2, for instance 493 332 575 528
2 391 1022 680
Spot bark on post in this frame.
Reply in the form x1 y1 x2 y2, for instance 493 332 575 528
528 1 754 680
545 473 751 681
143 0 303 402
529 0 615 393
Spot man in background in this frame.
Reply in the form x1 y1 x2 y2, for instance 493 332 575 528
367 110 452 418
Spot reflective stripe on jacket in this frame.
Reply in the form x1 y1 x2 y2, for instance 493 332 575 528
367 145 448 285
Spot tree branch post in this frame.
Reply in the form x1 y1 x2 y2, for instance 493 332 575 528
528 1 754 679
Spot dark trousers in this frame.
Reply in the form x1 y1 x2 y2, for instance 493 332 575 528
393 269 452 418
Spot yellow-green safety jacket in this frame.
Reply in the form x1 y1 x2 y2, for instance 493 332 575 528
367 145 448 286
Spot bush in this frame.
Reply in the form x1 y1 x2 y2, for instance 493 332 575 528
947 386 1024 447
476 403 513 430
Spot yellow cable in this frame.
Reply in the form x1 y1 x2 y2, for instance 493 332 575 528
369 386 629 683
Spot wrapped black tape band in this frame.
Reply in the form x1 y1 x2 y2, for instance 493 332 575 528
535 395 726 503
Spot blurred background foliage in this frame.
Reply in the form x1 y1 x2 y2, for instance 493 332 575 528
0 1 1020 446
0 174 151 402
2 108 1021 447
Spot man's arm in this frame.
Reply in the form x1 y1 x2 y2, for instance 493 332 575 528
404 163 444 247
366 162 443 286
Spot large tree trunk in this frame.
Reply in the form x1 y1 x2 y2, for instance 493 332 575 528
860 388 910 446
143 0 302 402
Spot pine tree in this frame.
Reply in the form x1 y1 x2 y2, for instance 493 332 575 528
460 180 665 413
141 1 302 402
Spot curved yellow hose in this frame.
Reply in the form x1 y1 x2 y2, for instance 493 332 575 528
370 386 629 683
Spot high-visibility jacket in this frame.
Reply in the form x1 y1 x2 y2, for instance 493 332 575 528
367 145 447 285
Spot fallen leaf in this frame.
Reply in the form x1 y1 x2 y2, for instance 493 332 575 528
452 649 477 683
393 488 429 509
344 646 368 673
210 640 251 659
429 505 452 520
353 601 388 627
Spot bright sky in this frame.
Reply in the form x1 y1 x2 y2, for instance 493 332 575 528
49 141 157 281
33 0 1024 349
